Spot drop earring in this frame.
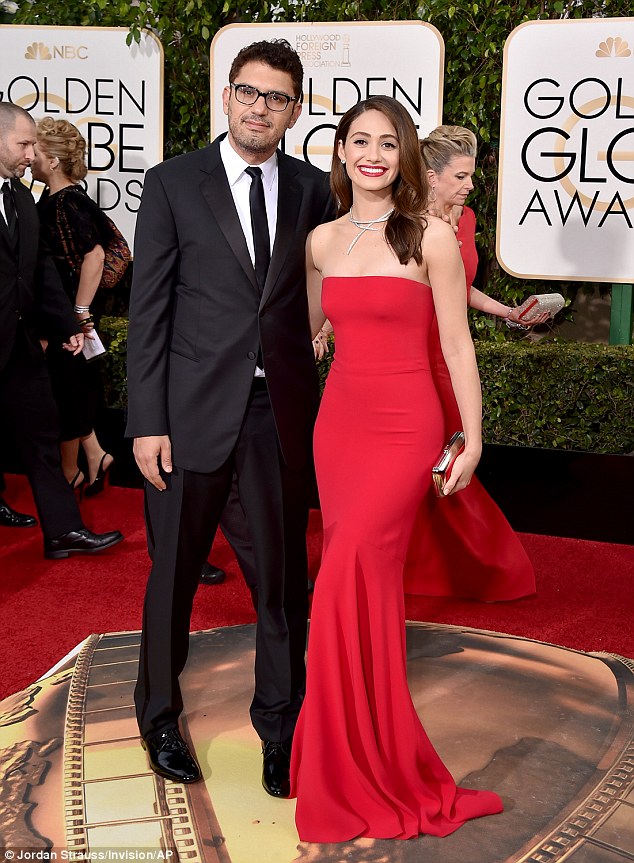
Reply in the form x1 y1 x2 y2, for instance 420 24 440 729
429 186 436 203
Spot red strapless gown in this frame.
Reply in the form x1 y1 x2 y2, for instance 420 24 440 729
290 276 503 842
404 207 536 600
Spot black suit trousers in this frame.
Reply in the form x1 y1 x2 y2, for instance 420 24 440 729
218 480 259 610
0 328 82 538
135 382 310 743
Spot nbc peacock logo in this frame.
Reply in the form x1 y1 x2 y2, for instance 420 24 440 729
595 37 631 58
25 41 52 60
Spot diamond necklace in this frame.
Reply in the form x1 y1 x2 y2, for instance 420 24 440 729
346 208 394 255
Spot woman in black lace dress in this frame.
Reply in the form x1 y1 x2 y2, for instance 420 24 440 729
32 117 116 497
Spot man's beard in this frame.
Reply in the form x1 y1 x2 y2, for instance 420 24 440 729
229 116 277 155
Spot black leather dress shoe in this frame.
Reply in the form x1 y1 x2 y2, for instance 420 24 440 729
142 727 201 783
44 527 124 559
0 500 38 528
199 561 227 585
262 739 292 798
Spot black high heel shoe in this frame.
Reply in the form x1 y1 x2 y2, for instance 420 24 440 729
68 470 86 501
84 454 113 498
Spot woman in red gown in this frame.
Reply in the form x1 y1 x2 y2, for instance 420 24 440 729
403 126 548 601
289 97 503 843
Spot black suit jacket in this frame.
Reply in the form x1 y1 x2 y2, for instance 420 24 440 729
0 179 78 372
126 137 334 472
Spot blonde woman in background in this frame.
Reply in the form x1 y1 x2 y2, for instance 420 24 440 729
421 125 550 328
32 117 117 498
403 124 547 601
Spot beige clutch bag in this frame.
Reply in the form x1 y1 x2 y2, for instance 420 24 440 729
432 431 465 497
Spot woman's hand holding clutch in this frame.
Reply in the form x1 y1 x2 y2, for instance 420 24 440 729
433 431 480 497
441 449 479 496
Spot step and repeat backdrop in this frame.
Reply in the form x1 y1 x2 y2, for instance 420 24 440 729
1 17 632 285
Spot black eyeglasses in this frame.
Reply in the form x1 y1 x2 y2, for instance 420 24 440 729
230 83 298 112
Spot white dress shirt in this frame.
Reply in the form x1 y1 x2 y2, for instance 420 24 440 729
220 136 278 376
220 135 278 265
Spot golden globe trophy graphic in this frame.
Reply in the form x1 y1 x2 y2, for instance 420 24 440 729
1 623 634 862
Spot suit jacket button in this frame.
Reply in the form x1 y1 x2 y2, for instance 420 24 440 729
247 351 256 360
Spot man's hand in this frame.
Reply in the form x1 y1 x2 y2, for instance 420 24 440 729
424 209 461 245
63 333 84 355
133 435 172 490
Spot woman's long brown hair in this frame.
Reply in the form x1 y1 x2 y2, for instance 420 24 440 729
330 96 428 266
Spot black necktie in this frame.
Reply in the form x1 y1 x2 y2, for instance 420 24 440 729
2 180 17 237
245 166 270 291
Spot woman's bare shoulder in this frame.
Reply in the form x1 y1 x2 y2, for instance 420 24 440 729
308 214 348 256
313 213 347 238
308 216 344 271
423 213 460 252
423 213 456 239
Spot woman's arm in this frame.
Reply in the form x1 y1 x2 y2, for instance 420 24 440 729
306 229 327 339
73 244 105 331
468 286 511 318
425 219 482 495
459 206 549 328
468 286 550 327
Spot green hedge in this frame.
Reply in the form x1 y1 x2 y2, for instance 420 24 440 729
476 342 633 454
101 316 129 412
101 317 633 454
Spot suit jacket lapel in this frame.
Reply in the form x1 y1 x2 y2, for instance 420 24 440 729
14 182 41 267
260 153 302 307
199 139 259 293
1 180 33 258
0 212 11 249
0 180 18 253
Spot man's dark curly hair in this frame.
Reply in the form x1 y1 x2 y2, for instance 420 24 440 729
229 39 304 101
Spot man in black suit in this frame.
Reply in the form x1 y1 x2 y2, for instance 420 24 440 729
0 102 123 557
127 39 333 795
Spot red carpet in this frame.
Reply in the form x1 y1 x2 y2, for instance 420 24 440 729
1 472 633 702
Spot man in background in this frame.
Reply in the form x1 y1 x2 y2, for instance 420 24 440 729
0 102 123 558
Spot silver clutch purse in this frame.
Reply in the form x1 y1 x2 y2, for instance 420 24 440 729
432 431 465 497
516 292 565 320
